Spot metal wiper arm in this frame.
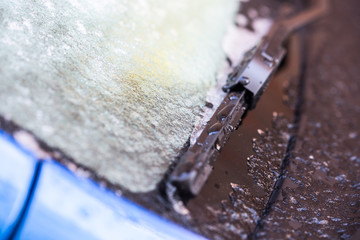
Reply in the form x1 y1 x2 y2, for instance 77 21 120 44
169 0 328 197
224 0 329 108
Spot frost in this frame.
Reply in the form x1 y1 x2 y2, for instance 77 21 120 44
0 0 238 192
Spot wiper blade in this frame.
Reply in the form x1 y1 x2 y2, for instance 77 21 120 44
169 0 328 197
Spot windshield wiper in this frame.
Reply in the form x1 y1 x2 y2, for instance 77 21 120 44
169 0 329 198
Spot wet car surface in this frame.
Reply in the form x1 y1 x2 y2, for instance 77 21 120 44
255 0 360 238
1 0 359 239
126 0 360 239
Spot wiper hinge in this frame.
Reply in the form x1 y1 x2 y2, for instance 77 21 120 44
224 0 328 108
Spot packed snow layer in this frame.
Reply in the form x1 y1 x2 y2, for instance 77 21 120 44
0 0 237 191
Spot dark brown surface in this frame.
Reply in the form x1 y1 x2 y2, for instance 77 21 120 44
158 0 360 239
254 0 360 239
185 32 302 239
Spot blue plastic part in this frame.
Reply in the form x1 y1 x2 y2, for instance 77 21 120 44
15 160 207 240
0 131 38 239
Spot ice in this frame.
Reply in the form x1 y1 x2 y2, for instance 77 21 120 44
0 0 237 192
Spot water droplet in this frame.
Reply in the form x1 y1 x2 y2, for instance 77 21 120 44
229 95 239 101
257 129 265 136
290 196 298 205
216 104 234 121
207 122 222 135
226 125 234 132
335 174 346 182
349 132 357 139
264 58 274 68
208 131 219 136
215 143 221 151
230 182 239 190
240 76 250 85
309 155 314 160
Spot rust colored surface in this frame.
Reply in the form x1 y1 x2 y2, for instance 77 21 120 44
163 1 360 239
185 32 301 239
255 0 360 239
